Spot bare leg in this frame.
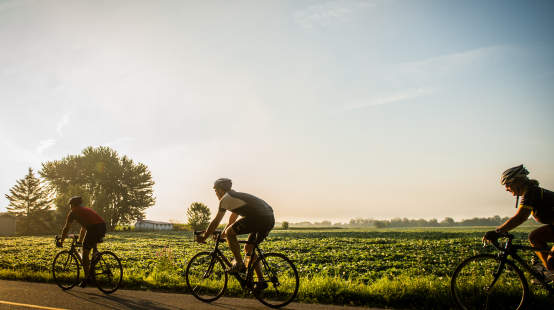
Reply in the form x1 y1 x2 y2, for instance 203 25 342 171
245 243 264 281
225 227 243 265
548 245 554 271
529 225 554 271
82 248 92 279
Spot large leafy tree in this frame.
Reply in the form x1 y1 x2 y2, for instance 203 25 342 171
5 168 54 234
186 202 211 231
41 146 155 230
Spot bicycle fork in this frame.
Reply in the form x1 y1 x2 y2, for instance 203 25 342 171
487 259 507 292
202 256 217 279
480 258 508 310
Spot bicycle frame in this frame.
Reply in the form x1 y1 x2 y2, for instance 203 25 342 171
491 234 554 295
204 232 267 290
57 235 101 271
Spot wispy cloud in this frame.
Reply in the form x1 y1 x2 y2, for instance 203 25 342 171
294 0 376 29
390 45 511 81
56 113 70 136
36 139 56 154
343 46 509 111
34 113 70 155
345 88 434 110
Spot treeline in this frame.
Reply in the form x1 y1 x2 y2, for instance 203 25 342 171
3 146 155 235
282 216 540 229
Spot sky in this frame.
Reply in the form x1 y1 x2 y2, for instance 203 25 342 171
1 0 553 223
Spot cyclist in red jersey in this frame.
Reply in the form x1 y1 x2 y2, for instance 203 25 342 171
57 196 106 287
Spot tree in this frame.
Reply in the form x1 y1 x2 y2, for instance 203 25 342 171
5 168 53 234
41 146 156 230
187 202 211 231
440 217 456 227
281 221 289 230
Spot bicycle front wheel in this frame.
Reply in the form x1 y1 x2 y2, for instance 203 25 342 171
253 253 299 308
186 251 228 302
52 250 80 290
92 251 123 294
451 254 528 310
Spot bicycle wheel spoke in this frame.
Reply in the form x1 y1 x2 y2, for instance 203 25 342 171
186 252 227 302
254 253 299 308
451 254 528 310
93 251 122 294
52 251 80 290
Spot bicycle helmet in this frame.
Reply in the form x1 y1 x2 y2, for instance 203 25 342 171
68 196 83 207
500 165 529 185
213 178 232 192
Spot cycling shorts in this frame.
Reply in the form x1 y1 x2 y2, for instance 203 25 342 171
84 223 106 250
231 215 275 245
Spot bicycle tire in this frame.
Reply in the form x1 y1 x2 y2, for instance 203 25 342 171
52 250 80 290
253 252 299 308
92 251 123 294
186 251 228 302
451 254 528 310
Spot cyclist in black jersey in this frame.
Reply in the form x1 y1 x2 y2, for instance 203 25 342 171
483 165 554 278
197 178 274 288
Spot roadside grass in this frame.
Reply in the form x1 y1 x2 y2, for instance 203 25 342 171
3 269 552 309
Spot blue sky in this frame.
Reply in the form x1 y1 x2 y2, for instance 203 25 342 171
1 0 553 223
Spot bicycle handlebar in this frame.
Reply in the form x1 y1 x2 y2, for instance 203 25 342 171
194 230 225 243
194 230 222 236
483 231 514 249
54 234 79 247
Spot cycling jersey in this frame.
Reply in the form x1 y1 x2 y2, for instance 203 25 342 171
520 186 554 224
67 206 105 229
218 190 274 218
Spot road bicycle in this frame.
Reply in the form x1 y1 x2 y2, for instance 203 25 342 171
451 231 554 310
186 230 299 308
52 234 123 294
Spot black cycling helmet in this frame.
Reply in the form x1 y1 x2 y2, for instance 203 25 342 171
500 165 529 185
68 196 83 207
213 178 232 192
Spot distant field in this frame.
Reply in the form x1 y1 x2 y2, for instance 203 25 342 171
0 227 551 309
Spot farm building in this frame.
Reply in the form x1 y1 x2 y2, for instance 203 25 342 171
0 213 16 236
135 220 173 231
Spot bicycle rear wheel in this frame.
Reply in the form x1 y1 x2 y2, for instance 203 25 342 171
186 251 228 302
52 250 80 290
92 251 123 294
253 253 299 308
451 254 528 310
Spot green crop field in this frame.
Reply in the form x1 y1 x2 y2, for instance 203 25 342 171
0 228 551 309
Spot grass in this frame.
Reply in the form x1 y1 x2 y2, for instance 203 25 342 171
1 228 552 309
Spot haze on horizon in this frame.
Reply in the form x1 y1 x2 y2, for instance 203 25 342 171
1 0 553 224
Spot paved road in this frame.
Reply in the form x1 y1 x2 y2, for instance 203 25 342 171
0 280 385 310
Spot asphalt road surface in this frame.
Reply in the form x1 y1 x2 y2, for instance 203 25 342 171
0 280 386 310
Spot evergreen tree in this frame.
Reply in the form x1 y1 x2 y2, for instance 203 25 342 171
5 168 53 234
187 202 211 231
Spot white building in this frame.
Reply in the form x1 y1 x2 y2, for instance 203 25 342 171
135 220 173 231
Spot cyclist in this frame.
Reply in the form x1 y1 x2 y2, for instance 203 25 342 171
196 178 275 290
484 165 554 280
57 196 106 287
